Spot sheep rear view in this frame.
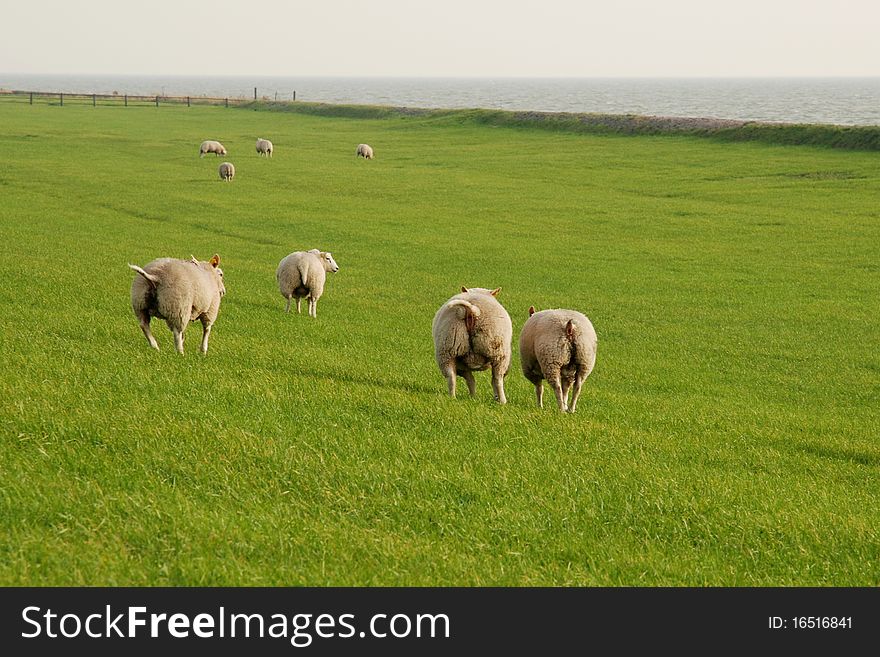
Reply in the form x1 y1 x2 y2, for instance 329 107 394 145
129 254 226 354
276 249 339 318
256 138 273 157
218 162 235 181
519 307 597 412
432 287 512 404
199 140 227 157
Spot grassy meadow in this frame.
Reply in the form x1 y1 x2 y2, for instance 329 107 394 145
0 98 878 586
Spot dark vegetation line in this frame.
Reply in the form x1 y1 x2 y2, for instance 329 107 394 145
239 100 880 151
2 89 877 150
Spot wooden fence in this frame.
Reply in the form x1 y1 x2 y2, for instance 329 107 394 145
0 88 297 107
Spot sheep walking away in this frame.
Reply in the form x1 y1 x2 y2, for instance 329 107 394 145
519 306 597 412
276 249 339 317
218 162 235 181
432 287 512 403
129 254 226 354
256 138 273 157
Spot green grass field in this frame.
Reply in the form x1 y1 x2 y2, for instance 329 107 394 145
0 99 878 586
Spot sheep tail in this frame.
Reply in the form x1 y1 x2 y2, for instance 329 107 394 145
297 260 309 288
447 299 481 334
566 319 579 363
128 263 159 286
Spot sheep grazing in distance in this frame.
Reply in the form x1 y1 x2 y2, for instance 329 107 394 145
256 138 273 157
356 143 374 159
432 287 512 403
199 140 227 157
519 306 597 412
276 249 339 317
218 162 235 181
129 254 226 354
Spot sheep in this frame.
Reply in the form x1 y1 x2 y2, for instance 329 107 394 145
255 138 273 157
276 249 339 317
432 287 512 403
129 254 226 354
218 162 235 181
356 143 374 159
199 140 227 157
519 306 597 412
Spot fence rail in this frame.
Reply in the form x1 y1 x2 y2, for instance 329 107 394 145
0 88 297 107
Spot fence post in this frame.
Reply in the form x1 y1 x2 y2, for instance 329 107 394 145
225 98 228 108
187 96 191 107
30 92 33 105
124 94 128 107
60 93 63 106
254 87 257 100
155 95 159 108
293 91 296 101
93 94 96 107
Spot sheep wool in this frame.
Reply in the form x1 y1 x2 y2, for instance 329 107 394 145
356 143 374 159
276 249 340 317
129 254 226 354
218 162 235 181
199 140 227 157
432 287 512 403
519 307 597 412
256 138 273 157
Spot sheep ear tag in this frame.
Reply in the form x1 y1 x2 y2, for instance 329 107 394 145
210 254 220 268
490 287 501 297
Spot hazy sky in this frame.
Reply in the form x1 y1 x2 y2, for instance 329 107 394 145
3 0 878 77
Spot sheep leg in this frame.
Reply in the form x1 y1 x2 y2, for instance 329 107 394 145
199 318 212 355
534 382 544 408
296 297 302 314
549 371 567 411
491 364 507 404
309 298 317 318
569 375 586 414
172 328 185 354
561 378 572 410
462 370 477 397
442 361 457 397
137 314 159 350
285 296 291 313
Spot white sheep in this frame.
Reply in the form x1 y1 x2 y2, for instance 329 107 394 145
129 254 226 354
218 162 235 181
256 138 273 157
432 287 512 403
356 143 374 159
276 249 339 317
519 306 597 412
199 140 227 157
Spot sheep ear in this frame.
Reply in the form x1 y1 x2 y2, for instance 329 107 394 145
210 254 220 268
528 306 536 316
461 286 469 293
490 287 501 296
190 255 198 264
